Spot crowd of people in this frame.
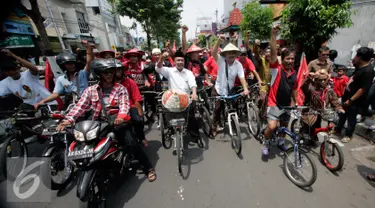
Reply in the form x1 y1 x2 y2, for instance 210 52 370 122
0 24 375 182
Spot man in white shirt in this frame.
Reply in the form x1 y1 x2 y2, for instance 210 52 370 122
211 34 250 136
156 51 202 146
0 49 56 111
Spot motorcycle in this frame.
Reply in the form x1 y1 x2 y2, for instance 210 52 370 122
68 112 139 208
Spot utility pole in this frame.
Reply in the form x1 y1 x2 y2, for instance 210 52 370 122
215 9 218 24
44 0 66 50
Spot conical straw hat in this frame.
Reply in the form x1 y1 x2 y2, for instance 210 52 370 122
187 44 202 54
220 43 240 57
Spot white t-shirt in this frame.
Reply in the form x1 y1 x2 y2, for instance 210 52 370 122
215 55 245 96
0 70 55 105
155 67 197 94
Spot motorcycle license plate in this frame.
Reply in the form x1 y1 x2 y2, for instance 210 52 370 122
68 148 94 160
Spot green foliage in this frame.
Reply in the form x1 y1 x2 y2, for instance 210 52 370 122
280 0 353 60
197 34 207 48
209 35 218 48
115 0 183 48
240 1 274 41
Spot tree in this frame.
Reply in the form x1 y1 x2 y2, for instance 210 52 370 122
116 0 183 49
18 0 53 55
209 35 218 49
197 34 207 48
280 0 353 61
240 1 274 41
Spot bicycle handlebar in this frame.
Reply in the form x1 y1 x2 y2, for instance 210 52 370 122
216 94 242 100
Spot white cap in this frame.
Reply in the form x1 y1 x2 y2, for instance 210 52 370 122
152 48 161 55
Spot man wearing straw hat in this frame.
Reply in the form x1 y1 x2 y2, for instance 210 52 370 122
211 34 250 136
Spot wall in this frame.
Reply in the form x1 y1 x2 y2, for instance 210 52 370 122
328 0 375 65
86 5 109 50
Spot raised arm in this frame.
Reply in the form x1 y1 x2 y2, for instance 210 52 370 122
245 30 250 50
85 44 95 74
1 49 38 75
212 34 226 63
270 25 280 64
181 25 189 54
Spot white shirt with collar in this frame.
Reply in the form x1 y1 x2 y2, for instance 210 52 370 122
155 66 197 94
215 55 245 96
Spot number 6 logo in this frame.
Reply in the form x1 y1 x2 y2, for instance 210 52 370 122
13 161 45 199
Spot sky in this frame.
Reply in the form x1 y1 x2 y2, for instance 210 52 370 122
120 0 224 40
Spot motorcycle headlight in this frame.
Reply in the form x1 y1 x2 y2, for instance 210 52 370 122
86 126 99 141
74 130 85 141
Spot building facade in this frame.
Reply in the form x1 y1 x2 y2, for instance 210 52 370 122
328 0 375 65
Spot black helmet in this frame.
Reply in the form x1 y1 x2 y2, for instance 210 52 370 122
90 58 117 81
56 51 76 71
113 59 124 70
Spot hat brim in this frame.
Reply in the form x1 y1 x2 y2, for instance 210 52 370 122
220 50 241 57
124 52 142 58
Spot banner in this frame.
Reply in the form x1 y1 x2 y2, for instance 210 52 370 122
296 53 308 106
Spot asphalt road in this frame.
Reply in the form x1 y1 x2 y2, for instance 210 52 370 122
1 122 375 208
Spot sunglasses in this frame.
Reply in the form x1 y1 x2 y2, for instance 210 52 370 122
102 69 115 75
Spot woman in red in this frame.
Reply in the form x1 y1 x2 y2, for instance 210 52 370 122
123 49 150 88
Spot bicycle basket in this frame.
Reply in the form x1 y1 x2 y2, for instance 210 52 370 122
161 89 190 113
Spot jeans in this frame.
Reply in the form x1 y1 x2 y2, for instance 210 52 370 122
129 107 145 141
114 126 153 173
336 104 359 138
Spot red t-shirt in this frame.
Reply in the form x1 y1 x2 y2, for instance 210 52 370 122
203 57 218 81
124 61 145 86
333 75 349 97
120 77 143 107
168 57 175 67
234 57 256 86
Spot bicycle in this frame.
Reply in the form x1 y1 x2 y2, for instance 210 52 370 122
196 86 213 137
140 90 162 125
290 106 345 172
214 94 243 156
0 104 55 180
258 106 317 187
163 106 191 179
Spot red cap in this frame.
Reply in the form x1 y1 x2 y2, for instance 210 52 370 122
186 44 202 54
124 48 144 58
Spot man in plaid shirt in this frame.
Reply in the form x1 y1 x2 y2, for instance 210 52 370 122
57 59 157 182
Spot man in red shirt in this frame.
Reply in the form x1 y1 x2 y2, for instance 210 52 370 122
114 59 148 146
235 47 262 87
333 66 349 98
123 49 150 88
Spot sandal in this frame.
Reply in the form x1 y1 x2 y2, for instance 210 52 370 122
367 173 375 181
147 170 157 182
212 125 217 137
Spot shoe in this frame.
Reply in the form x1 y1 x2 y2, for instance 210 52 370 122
262 141 269 156
341 136 352 143
277 138 287 151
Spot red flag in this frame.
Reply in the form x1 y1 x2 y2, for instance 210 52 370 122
172 40 176 52
296 53 308 105
44 59 64 111
44 59 53 91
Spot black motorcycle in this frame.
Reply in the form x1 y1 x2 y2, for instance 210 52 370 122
68 114 139 207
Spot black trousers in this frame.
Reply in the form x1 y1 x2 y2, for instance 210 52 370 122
187 101 200 137
129 107 145 141
114 126 152 173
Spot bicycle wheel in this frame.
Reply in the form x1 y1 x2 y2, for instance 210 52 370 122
246 103 260 138
160 113 172 149
283 147 317 187
0 135 28 181
320 141 344 171
200 106 212 136
230 115 242 155
176 130 184 174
